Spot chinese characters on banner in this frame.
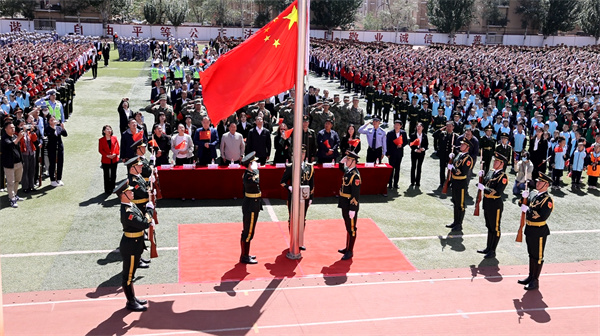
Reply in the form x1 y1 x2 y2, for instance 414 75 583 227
424 34 433 44
348 32 358 41
160 26 171 38
374 32 383 42
9 21 21 32
189 28 199 39
244 29 253 40
218 27 227 38
132 26 143 37
74 24 83 35
473 35 482 45
398 33 409 44
106 24 114 36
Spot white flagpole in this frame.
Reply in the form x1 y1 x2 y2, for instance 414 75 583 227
287 0 308 260
0 252 4 336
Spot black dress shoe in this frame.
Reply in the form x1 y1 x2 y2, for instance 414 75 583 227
240 256 258 264
341 251 353 260
338 248 347 254
445 223 456 228
135 297 148 305
451 226 462 231
524 279 539 290
483 251 496 259
126 301 147 311
299 246 306 251
140 258 151 264
517 276 532 285
477 248 489 254
138 261 150 269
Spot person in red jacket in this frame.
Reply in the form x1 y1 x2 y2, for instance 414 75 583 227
99 125 120 194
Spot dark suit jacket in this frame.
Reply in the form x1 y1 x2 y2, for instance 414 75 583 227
237 122 251 139
386 129 408 161
150 87 161 103
246 127 271 158
152 123 172 136
46 125 68 153
409 132 428 153
193 127 219 159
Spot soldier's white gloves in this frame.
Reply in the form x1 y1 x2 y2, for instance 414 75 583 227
521 189 529 198
149 174 156 183
520 204 529 213
146 202 155 209
309 200 312 205
478 170 485 177
288 186 292 192
449 153 455 160
150 154 156 161
447 164 454 170
349 210 356 219
477 183 485 191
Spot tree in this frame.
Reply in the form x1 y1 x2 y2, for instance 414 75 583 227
426 0 476 38
0 0 36 19
254 0 293 27
311 0 363 31
362 12 383 31
481 0 507 27
188 0 206 24
579 0 600 42
378 0 417 31
143 0 161 24
538 0 580 38
166 1 187 26
514 0 542 38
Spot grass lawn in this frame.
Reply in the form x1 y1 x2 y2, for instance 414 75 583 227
1 52 599 294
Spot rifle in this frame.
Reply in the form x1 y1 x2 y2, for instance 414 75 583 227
148 145 159 258
474 160 484 216
442 167 452 194
38 142 43 187
516 196 527 243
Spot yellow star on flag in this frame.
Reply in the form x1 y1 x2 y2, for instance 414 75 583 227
265 27 270 33
264 35 270 42
273 39 280 48
283 6 298 30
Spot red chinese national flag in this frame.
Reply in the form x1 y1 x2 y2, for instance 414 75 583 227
284 128 293 139
199 130 211 140
410 138 420 147
554 146 563 153
174 140 186 150
324 140 331 149
200 1 300 123
393 137 403 146
132 131 143 142
348 138 360 147
148 139 158 147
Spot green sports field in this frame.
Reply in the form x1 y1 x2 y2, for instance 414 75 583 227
1 53 599 294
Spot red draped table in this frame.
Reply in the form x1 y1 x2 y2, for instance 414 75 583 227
156 163 392 200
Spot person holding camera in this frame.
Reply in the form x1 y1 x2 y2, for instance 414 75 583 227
45 114 68 187
99 125 120 194
2 121 24 208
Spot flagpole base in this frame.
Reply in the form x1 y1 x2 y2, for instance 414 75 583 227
286 251 302 260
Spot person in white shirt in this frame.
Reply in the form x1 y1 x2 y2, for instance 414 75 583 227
171 124 194 165
220 122 245 164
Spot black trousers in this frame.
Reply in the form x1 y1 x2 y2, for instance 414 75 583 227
119 234 145 288
571 170 582 184
102 162 118 193
374 104 382 118
410 151 425 185
366 100 373 116
589 176 598 187
286 198 310 225
48 149 64 181
399 113 407 129
388 156 403 187
483 198 503 251
382 106 391 123
175 157 192 166
552 168 563 186
242 198 262 242
341 207 358 237
366 147 383 163
91 63 98 78
525 227 549 265
451 178 468 227
439 156 449 186
256 157 267 165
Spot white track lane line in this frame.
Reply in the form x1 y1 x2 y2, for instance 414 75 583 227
390 229 600 241
261 197 279 222
4 271 598 308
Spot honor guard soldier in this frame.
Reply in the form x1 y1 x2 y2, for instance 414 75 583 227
446 139 474 231
431 107 448 154
337 151 361 260
394 92 410 129
373 84 384 119
433 121 458 188
240 152 262 264
114 181 154 311
418 100 432 133
132 139 154 183
280 145 315 249
480 125 496 173
364 80 375 119
382 86 394 127
495 132 513 171
407 95 421 135
476 152 509 259
518 172 554 290
126 157 151 268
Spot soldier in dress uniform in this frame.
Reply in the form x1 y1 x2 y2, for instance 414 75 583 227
433 121 458 188
132 140 155 182
394 92 410 129
407 95 421 136
518 172 554 290
418 100 432 133
381 86 394 128
446 139 474 231
480 125 496 173
495 132 513 172
431 107 448 154
476 152 509 259
337 151 361 260
114 180 153 312
125 157 152 268
373 84 384 120
240 152 262 264
280 145 315 250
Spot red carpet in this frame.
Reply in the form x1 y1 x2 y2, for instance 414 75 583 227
178 219 416 283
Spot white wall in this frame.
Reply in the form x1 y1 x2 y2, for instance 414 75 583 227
1 19 597 47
